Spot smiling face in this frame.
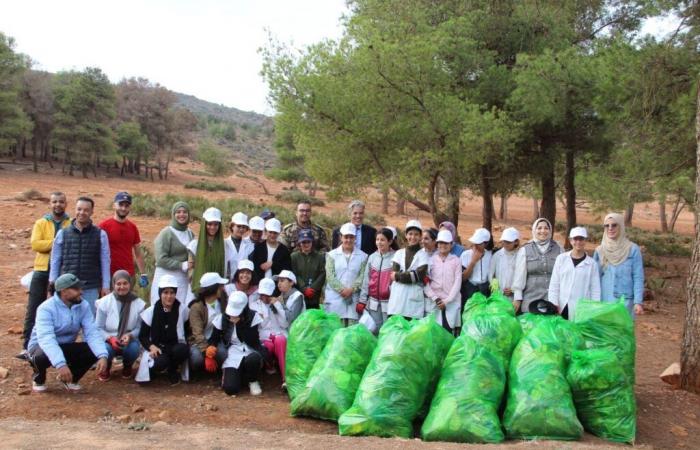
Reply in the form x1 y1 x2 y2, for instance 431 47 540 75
230 223 248 239
205 221 220 238
266 230 279 244
277 277 293 293
174 207 189 225
341 234 355 252
114 201 131 220
375 234 390 253
296 202 312 226
114 278 131 296
299 239 313 254
160 288 177 309
604 217 620 240
421 231 436 252
535 221 551 241
406 229 421 246
437 240 451 256
502 240 518 251
250 229 263 243
236 269 252 286
75 200 93 226
570 236 586 252
350 206 364 226
50 193 66 217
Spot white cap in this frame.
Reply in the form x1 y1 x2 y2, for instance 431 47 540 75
500 227 520 242
226 291 248 316
386 226 398 240
273 269 297 284
258 278 276 296
569 226 588 239
199 272 228 288
249 216 265 231
265 218 282 233
339 222 356 236
405 219 422 232
469 228 491 244
436 230 453 243
231 212 249 226
202 207 222 223
237 259 254 272
158 274 178 289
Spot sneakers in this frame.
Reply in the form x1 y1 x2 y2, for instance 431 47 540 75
122 365 133 379
32 381 47 392
15 349 29 361
98 370 110 382
249 381 262 396
61 381 82 392
281 382 287 393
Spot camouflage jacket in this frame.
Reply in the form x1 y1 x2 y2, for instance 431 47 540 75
279 221 330 253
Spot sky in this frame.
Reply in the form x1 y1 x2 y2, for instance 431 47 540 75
0 1 679 116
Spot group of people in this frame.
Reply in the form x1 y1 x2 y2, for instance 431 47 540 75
19 192 645 397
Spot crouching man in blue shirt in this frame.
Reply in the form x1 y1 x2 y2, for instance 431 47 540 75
27 273 109 392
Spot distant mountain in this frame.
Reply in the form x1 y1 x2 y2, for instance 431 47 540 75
174 93 273 128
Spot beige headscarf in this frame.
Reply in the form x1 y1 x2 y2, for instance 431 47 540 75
596 213 633 269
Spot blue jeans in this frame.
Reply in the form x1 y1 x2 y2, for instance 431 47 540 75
106 339 141 369
81 288 99 316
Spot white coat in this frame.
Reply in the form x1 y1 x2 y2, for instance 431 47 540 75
249 298 289 341
387 248 429 319
213 314 264 369
135 302 190 383
548 251 601 321
95 293 146 340
224 237 255 281
324 247 368 320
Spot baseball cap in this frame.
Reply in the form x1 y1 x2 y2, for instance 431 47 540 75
249 216 265 231
158 274 179 289
265 218 282 233
258 278 276 296
55 273 83 291
339 222 356 236
273 270 297 284
569 226 588 239
237 259 254 272
469 228 491 244
436 230 453 243
202 207 222 223
501 227 520 242
231 212 249 227
298 229 314 242
114 191 132 204
226 291 248 316
199 272 228 288
260 209 275 221
405 219 422 233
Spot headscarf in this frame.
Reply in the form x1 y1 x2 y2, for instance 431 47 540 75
191 218 226 292
111 270 137 338
531 218 553 253
439 221 458 243
170 201 190 232
596 212 633 269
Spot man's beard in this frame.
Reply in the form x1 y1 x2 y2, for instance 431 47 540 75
116 211 129 220
52 207 65 217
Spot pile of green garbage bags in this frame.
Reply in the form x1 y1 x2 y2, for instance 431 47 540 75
338 316 453 438
285 309 342 400
290 324 377 421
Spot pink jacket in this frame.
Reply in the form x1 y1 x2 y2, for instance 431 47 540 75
425 253 462 304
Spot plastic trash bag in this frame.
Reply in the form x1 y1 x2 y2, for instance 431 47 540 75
574 300 635 384
338 315 454 438
567 348 636 443
421 334 506 443
503 316 583 441
286 309 342 400
290 324 377 421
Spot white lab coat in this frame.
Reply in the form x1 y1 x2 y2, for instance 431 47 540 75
224 237 255 281
95 293 146 340
548 251 601 321
249 298 289 341
324 247 368 320
135 302 190 383
489 248 518 296
387 249 429 319
213 314 264 369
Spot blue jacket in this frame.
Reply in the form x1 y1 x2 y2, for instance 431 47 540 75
594 243 644 310
28 294 108 368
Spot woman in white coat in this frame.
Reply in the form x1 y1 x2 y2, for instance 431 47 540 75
548 226 601 321
324 222 368 327
425 230 462 335
388 220 429 320
95 270 146 380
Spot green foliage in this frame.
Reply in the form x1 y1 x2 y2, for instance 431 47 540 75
275 189 325 207
182 168 212 177
184 180 235 192
586 224 692 257
265 167 306 183
0 33 33 149
208 120 236 141
197 140 232 176
115 121 149 161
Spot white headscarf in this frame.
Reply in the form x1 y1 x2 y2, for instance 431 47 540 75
531 218 553 253
596 213 633 269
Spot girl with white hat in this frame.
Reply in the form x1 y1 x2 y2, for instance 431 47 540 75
548 226 601 321
210 291 266 396
225 212 255 280
187 207 228 303
250 218 292 285
489 227 521 306
358 227 397 333
187 272 228 377
425 230 462 335
225 259 259 302
324 222 369 327
387 220 429 320
460 228 493 309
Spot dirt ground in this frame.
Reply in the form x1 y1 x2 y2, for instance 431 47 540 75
0 160 699 449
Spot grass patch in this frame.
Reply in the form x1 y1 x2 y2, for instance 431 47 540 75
15 188 47 201
274 189 325 207
184 181 236 192
182 168 213 177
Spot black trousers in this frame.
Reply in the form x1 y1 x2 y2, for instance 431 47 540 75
222 351 262 396
460 280 490 314
151 343 189 376
31 342 98 384
23 270 49 349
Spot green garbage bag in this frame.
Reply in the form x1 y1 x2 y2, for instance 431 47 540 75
517 313 582 363
338 315 454 438
460 292 522 368
567 349 636 443
290 324 377 421
574 300 635 383
286 309 342 400
421 335 506 443
503 317 583 441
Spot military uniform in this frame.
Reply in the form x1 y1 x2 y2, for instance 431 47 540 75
280 222 330 253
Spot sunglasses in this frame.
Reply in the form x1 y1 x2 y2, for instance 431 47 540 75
603 223 619 229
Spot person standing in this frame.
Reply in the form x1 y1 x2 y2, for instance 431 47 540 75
387 220 429 320
151 201 195 303
549 227 601 321
49 196 111 314
225 212 255 280
290 229 326 309
247 216 266 245
99 192 147 286
489 227 521 305
460 228 493 308
594 213 645 318
324 223 368 327
187 207 227 300
425 230 462 335
250 218 291 285
358 227 397 332
17 192 71 359
280 201 330 253
27 274 109 392
331 200 377 255
439 221 465 257
512 218 563 314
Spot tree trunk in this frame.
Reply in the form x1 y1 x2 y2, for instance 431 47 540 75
31 138 38 173
532 197 539 221
669 195 686 233
564 150 577 251
624 202 634 227
481 165 494 232
540 166 556 227
499 195 508 221
381 188 389 214
680 79 700 393
396 197 406 216
660 193 669 233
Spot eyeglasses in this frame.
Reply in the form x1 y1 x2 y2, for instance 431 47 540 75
298 209 311 213
603 223 618 229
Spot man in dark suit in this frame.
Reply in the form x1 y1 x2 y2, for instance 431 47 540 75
331 200 377 255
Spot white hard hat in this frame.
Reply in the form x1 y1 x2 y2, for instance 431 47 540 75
202 207 222 223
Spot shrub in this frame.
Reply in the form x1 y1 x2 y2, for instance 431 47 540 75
275 189 325 207
182 168 212 177
197 140 232 176
184 181 235 192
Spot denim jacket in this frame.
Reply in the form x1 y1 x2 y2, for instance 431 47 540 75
594 243 644 311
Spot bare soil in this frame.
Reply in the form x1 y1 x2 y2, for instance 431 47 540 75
0 161 698 449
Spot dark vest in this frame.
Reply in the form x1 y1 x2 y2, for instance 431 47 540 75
521 240 562 311
60 220 102 289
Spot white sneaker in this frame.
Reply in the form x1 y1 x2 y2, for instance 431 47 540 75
32 381 47 392
61 381 82 392
249 381 262 396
